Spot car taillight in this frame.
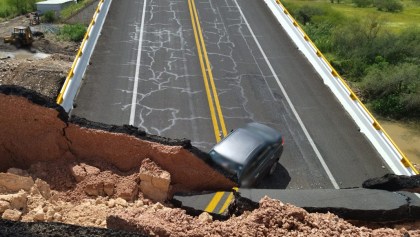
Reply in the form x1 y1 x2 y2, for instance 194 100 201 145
281 137 284 145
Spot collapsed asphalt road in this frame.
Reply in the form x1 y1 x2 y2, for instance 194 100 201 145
0 86 420 236
71 0 390 191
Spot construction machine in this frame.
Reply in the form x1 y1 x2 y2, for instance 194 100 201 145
3 26 34 48
29 13 41 26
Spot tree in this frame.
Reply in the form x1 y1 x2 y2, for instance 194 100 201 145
362 63 420 118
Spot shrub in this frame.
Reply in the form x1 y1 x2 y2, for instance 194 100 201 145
373 0 403 12
352 0 373 8
0 8 11 18
295 5 324 25
362 63 420 118
42 10 55 23
59 24 86 42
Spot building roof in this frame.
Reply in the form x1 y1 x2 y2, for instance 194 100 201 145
36 0 74 5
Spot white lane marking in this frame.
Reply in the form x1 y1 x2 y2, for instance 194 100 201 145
130 0 147 125
233 0 340 189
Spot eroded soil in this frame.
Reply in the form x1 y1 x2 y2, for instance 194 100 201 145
1 166 419 237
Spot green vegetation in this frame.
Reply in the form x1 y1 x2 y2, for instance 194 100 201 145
60 0 96 20
283 0 420 119
0 0 95 21
0 0 38 18
284 0 420 33
59 24 86 42
42 10 55 23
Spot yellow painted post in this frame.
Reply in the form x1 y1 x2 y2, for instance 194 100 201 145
372 121 381 130
350 92 357 100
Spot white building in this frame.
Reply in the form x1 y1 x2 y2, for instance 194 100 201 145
36 0 76 15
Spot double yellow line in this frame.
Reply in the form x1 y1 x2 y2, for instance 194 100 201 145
188 0 227 142
188 0 236 214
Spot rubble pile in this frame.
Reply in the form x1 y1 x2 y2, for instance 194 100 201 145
0 164 157 228
109 196 419 236
1 166 419 237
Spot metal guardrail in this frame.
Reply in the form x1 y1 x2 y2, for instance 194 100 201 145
56 0 112 112
265 0 418 175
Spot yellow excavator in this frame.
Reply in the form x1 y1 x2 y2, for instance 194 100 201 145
3 26 34 48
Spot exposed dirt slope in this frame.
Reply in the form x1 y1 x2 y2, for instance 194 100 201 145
0 86 235 192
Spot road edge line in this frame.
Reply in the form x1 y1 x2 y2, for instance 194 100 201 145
233 0 340 189
129 0 147 126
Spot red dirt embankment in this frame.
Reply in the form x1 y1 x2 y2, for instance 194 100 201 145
0 86 235 193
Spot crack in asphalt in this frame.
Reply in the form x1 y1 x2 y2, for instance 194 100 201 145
118 0 213 150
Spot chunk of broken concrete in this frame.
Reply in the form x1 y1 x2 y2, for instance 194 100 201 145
139 158 171 202
30 179 51 199
2 209 22 221
70 164 87 182
0 200 11 213
0 190 27 211
0 173 34 192
83 163 101 176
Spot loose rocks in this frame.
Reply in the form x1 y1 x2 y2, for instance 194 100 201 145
139 158 171 202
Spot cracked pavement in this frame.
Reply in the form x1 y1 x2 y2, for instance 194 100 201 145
72 0 389 189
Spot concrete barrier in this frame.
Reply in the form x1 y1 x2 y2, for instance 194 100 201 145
56 0 112 112
264 0 418 175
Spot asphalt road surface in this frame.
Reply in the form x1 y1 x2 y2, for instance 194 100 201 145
72 0 389 189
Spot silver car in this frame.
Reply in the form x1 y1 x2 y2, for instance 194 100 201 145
209 122 284 187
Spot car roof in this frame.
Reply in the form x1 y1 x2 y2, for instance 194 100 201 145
212 123 282 165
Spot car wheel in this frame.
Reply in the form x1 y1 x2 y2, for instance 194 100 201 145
269 161 278 176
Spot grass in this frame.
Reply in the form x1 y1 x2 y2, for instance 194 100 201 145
59 23 86 42
60 0 96 20
0 0 43 20
0 1 15 19
283 0 420 33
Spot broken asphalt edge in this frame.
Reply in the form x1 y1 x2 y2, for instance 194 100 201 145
2 86 419 224
173 188 420 222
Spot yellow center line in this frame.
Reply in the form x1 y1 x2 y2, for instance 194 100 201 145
189 0 237 214
190 0 227 138
204 191 225 213
188 0 221 142
218 187 239 214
